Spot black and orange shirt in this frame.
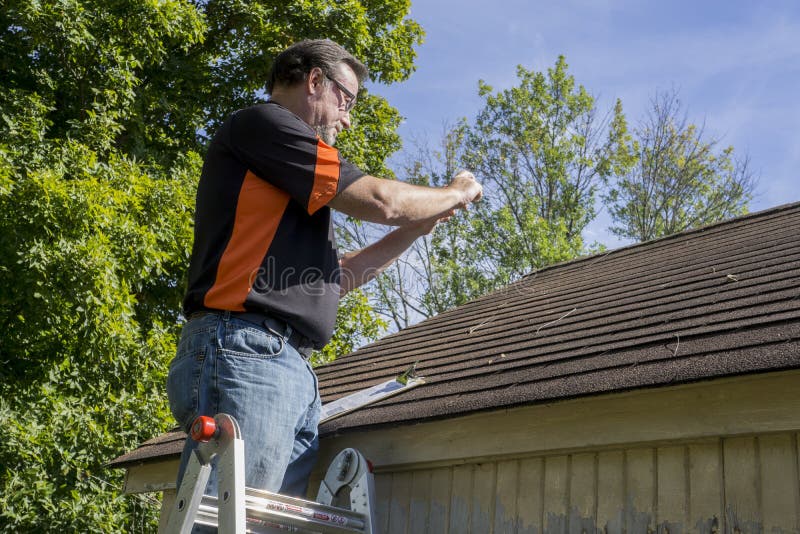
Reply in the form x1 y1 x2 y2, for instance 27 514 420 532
183 102 364 348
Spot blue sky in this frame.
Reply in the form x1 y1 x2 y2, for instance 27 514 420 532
368 0 800 248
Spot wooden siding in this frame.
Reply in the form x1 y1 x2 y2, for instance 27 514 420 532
372 433 800 534
318 370 800 471
315 370 800 534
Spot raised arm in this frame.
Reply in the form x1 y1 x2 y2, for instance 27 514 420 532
328 170 482 225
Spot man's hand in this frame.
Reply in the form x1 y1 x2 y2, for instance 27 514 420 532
447 170 483 208
406 209 457 237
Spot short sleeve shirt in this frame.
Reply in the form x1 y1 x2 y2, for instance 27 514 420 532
183 102 364 348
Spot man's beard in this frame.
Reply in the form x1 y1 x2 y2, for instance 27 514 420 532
314 124 337 146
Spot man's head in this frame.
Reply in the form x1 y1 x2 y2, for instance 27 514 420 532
267 40 368 145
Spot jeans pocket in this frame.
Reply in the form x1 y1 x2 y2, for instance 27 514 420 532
221 319 284 359
167 345 206 432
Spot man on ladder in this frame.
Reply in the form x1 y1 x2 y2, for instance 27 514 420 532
166 37 482 516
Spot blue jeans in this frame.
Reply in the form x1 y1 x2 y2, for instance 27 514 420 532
167 311 321 498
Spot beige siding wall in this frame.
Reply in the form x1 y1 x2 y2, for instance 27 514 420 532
318 371 800 534
371 433 800 534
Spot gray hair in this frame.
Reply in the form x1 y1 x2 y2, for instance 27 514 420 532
266 39 368 94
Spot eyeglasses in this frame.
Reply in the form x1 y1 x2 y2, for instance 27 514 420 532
325 74 357 112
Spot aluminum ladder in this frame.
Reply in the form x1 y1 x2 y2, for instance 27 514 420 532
161 413 376 533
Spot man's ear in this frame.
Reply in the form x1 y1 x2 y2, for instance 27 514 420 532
307 67 325 95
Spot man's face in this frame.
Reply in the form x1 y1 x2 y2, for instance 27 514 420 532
313 64 358 146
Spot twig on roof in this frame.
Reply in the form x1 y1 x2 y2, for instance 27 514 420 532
535 307 577 334
587 250 613 266
671 334 680 357
468 314 498 334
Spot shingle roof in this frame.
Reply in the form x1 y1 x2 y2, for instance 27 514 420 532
317 202 800 436
107 428 184 468
108 202 800 467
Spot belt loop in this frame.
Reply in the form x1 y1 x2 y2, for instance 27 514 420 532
261 319 287 354
222 310 231 322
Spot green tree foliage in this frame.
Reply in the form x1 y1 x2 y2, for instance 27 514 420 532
1 0 422 163
357 59 633 329
371 59 632 326
604 89 756 242
1 0 207 159
0 1 421 530
0 92 199 530
463 58 633 279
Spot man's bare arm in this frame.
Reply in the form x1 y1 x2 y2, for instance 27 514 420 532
328 171 482 226
338 215 450 296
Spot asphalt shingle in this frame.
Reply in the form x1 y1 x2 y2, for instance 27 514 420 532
317 202 800 436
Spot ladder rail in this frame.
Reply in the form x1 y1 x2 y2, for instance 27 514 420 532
195 502 363 534
245 488 367 530
163 446 213 533
215 415 246 534
197 489 367 533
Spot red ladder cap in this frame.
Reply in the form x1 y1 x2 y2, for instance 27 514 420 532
191 415 217 442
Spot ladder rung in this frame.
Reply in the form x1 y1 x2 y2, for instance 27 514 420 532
196 504 362 534
246 489 366 531
197 489 367 533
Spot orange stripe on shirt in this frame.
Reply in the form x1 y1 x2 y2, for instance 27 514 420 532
307 140 340 215
204 171 290 311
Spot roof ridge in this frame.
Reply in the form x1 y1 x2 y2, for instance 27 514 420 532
519 201 800 281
